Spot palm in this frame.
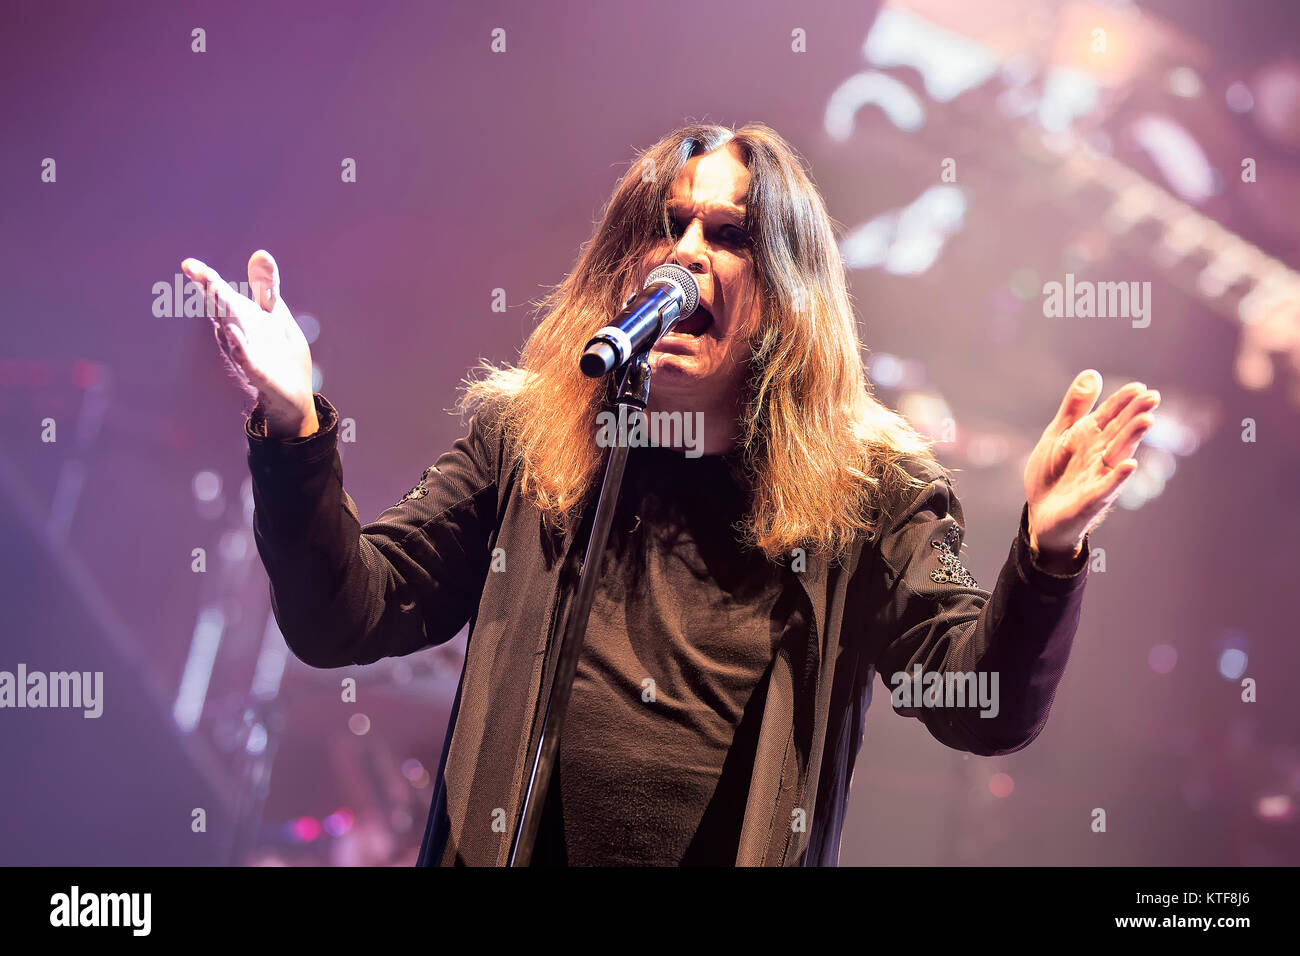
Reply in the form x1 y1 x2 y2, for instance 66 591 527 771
181 251 315 434
1024 371 1160 554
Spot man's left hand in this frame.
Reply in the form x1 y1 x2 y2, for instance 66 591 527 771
1024 369 1160 565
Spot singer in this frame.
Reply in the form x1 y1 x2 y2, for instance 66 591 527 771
181 123 1159 866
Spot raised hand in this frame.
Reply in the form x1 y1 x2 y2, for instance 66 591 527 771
1024 370 1160 564
181 251 319 438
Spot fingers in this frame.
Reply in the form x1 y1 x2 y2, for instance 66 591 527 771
1105 410 1156 468
1099 386 1160 447
1093 381 1152 432
1048 369 1103 438
180 257 206 283
1097 456 1139 499
1087 381 1142 434
247 249 281 313
181 257 252 328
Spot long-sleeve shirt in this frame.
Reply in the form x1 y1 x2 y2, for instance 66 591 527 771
244 393 1090 866
532 442 789 865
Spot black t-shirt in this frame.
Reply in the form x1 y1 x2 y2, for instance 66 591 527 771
531 444 789 866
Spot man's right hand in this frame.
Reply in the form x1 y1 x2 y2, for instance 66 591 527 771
181 250 319 438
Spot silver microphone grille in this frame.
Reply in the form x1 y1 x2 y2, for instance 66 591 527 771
644 262 700 317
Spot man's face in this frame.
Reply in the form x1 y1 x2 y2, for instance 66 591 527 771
641 143 758 411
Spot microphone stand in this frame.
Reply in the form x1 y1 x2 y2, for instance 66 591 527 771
508 350 653 866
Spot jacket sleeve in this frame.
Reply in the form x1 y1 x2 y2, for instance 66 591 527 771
244 393 502 668
869 459 1089 756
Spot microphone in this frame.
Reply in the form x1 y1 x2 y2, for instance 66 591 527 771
580 263 700 377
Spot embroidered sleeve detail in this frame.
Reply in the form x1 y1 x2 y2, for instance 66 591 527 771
930 525 978 588
397 466 433 506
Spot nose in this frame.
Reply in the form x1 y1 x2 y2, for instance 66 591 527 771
672 222 708 275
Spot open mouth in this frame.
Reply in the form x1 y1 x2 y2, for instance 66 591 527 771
668 302 714 337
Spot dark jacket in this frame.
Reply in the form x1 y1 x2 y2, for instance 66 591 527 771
244 393 1089 866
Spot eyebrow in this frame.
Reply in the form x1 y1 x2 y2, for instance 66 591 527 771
666 200 747 223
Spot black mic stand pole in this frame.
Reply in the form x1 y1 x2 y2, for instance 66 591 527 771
508 350 653 866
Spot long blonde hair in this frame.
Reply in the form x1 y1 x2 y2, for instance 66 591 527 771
462 123 940 561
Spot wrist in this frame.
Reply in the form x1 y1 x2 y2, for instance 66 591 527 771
1028 529 1083 573
264 397 319 439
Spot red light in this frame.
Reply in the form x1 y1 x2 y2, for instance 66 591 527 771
291 817 322 842
989 773 1015 799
